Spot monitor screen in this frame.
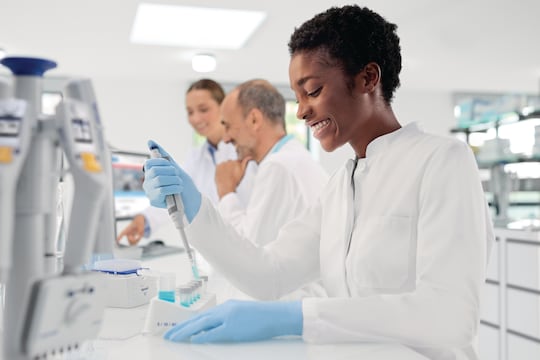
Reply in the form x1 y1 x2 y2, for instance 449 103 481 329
111 150 150 219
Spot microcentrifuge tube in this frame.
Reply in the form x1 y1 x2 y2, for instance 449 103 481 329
179 286 191 307
189 282 196 304
199 275 208 296
158 273 176 303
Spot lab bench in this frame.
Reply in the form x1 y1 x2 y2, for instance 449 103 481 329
88 335 429 360
74 254 431 359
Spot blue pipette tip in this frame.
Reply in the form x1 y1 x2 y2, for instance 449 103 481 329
192 265 200 280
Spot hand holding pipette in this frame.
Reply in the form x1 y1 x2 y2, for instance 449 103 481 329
144 140 201 279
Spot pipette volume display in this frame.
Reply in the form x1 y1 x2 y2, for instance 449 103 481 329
149 146 200 280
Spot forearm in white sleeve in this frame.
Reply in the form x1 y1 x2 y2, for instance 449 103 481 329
217 192 245 232
187 196 322 300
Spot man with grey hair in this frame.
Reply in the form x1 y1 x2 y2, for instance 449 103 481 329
214 79 328 299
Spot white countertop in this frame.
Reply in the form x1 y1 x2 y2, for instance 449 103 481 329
87 335 429 360
84 252 428 360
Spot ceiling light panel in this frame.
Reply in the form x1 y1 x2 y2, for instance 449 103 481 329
130 4 266 49
192 54 217 73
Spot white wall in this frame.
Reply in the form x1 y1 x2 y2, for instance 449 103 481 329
94 77 194 163
393 88 456 136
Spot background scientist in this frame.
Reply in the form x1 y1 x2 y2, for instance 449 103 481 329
211 78 328 299
117 79 254 245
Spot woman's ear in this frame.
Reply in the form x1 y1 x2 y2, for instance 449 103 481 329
355 62 381 93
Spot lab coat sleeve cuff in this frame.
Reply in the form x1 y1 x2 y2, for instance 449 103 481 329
301 298 321 343
218 192 241 211
143 214 151 237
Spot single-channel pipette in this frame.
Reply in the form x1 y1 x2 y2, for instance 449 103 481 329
149 146 200 280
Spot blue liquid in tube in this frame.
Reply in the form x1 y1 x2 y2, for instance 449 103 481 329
158 290 175 303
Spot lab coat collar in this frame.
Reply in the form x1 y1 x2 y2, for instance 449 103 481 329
365 122 421 160
203 140 218 155
203 140 225 165
345 122 420 178
270 134 294 154
259 135 295 164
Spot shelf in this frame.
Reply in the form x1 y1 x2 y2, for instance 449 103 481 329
475 155 540 169
451 111 540 134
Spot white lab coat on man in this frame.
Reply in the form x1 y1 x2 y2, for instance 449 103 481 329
185 123 494 360
218 136 328 247
214 136 329 300
143 140 254 234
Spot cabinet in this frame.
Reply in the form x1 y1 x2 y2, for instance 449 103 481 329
478 229 540 360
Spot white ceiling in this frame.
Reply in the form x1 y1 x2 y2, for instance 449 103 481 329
1 0 539 94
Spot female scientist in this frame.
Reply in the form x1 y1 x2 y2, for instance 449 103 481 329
117 79 253 245
142 5 494 360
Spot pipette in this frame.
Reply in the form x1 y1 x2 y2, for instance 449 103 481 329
149 146 200 280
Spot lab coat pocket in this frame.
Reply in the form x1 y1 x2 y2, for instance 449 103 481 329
349 215 413 291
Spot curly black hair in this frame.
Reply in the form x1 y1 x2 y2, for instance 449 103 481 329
288 5 401 104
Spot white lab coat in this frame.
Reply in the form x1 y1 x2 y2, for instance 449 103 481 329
215 137 329 300
218 138 328 247
143 140 255 234
185 123 494 360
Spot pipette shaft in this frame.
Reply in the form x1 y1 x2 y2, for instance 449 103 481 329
149 147 199 280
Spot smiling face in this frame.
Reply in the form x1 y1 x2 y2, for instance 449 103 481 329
186 89 223 144
289 50 374 154
220 90 257 161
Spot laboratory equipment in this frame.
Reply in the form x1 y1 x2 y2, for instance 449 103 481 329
199 275 208 294
142 288 216 336
90 259 156 341
0 56 115 360
64 79 116 261
143 273 215 336
92 258 157 308
0 76 11 99
0 97 31 283
110 150 149 219
149 145 200 280
158 273 176 303
178 286 191 307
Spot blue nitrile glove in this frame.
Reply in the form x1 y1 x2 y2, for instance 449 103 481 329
143 140 201 222
163 299 303 343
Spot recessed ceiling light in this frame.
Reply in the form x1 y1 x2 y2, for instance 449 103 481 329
130 4 266 49
0 48 6 60
192 54 217 73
